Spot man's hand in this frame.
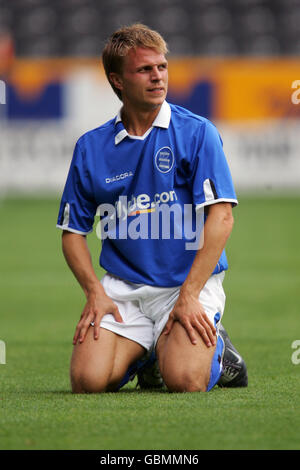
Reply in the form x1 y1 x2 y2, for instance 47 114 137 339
60 232 123 345
73 288 123 345
163 291 216 347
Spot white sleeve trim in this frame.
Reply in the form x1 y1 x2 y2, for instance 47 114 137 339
56 224 93 235
195 198 238 211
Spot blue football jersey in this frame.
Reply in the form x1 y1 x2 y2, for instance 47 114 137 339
57 101 238 287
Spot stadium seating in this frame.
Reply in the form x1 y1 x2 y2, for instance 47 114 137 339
0 0 299 56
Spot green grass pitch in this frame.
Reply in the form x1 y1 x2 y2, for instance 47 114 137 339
0 195 299 450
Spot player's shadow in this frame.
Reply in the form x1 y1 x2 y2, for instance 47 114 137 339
46 388 167 395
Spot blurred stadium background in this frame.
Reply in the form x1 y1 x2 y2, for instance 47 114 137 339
0 0 300 196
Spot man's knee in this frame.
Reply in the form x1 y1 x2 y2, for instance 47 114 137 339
71 368 105 393
162 367 210 393
70 366 121 394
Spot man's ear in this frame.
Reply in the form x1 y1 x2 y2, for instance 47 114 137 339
109 72 123 92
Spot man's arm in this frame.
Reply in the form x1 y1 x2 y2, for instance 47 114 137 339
61 231 122 344
163 202 234 346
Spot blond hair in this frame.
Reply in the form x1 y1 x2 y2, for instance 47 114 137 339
102 23 168 100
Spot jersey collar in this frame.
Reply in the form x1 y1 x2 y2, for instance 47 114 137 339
114 101 171 145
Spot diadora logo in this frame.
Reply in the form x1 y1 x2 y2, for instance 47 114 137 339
155 147 174 174
105 171 133 184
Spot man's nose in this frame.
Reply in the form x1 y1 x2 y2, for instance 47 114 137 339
151 67 162 81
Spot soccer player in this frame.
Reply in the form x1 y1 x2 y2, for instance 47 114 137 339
57 24 247 393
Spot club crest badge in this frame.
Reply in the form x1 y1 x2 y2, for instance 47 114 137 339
155 146 174 174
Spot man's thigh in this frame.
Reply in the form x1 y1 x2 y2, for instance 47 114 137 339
70 326 145 392
156 321 217 393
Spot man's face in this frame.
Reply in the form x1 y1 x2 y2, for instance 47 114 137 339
111 47 168 110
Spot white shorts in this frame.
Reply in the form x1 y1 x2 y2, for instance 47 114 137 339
95 272 226 351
